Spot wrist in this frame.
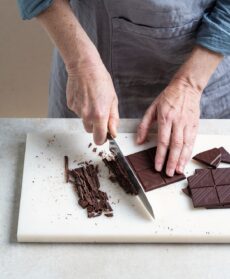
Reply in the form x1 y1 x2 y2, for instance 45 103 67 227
172 45 223 94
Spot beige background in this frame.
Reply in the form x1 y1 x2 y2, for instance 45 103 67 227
0 1 53 117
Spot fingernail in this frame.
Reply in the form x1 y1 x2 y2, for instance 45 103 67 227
167 169 174 177
155 163 162 172
177 165 184 173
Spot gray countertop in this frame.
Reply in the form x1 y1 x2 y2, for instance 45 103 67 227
1 118 230 279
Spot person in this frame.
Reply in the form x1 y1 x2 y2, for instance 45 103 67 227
17 0 230 177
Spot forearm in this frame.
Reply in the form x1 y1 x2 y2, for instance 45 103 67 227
171 45 223 94
36 0 100 71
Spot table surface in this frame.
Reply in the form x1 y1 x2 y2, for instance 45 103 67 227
1 118 230 279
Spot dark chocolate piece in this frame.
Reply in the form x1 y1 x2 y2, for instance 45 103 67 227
92 147 97 152
66 161 113 218
125 147 186 192
64 155 69 183
88 143 92 148
103 157 138 195
190 187 219 208
187 169 214 189
127 149 154 172
184 167 230 209
216 185 230 204
193 148 221 168
137 169 165 191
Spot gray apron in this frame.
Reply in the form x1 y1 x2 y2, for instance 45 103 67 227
48 0 230 119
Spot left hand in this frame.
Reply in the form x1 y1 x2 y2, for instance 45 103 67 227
136 78 201 176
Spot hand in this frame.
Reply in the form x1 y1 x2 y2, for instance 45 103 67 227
66 61 119 145
137 78 201 176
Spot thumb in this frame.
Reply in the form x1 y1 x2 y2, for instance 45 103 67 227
137 102 157 144
108 98 119 138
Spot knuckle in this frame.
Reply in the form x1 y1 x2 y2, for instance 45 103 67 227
158 138 169 148
93 110 107 121
172 138 183 148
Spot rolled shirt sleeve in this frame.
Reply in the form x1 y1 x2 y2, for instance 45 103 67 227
196 0 230 56
17 0 54 20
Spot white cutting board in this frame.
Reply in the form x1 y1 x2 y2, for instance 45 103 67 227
17 133 230 243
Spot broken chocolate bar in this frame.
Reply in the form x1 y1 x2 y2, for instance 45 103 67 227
65 156 113 218
193 147 230 168
183 168 230 209
126 147 185 192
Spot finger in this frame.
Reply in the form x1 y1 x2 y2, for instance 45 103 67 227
155 113 172 172
176 124 198 174
166 123 184 177
93 117 109 145
82 119 93 133
108 98 119 138
136 102 157 144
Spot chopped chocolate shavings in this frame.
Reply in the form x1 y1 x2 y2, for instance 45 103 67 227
103 157 138 195
66 161 113 218
92 147 97 152
109 175 117 183
88 143 92 148
98 151 104 157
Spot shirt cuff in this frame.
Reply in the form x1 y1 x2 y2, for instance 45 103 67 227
17 0 54 20
196 3 230 56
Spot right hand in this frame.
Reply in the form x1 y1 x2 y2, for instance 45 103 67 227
66 60 119 145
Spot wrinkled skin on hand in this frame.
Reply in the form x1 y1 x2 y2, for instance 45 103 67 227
66 62 119 145
137 78 201 177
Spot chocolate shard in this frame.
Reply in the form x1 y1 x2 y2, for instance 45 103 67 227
192 148 221 168
64 155 69 183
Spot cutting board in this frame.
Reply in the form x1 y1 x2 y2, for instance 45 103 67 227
17 132 230 243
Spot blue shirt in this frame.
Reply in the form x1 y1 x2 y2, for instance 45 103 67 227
17 0 230 56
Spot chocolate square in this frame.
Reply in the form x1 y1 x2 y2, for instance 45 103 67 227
187 169 214 189
212 168 230 186
216 185 230 205
190 187 219 208
137 169 165 191
127 150 153 172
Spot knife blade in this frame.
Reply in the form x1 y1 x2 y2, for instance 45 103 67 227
107 133 154 219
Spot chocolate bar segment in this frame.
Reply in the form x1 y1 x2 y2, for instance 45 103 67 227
212 168 230 186
190 187 219 208
127 149 153 172
187 169 214 189
137 169 165 191
216 185 230 204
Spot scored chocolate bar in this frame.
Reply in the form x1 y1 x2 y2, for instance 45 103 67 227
126 147 186 192
183 168 230 209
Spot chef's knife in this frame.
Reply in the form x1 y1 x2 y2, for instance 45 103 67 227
107 133 154 219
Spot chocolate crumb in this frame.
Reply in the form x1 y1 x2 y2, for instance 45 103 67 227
105 213 113 217
92 147 97 152
88 143 92 148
